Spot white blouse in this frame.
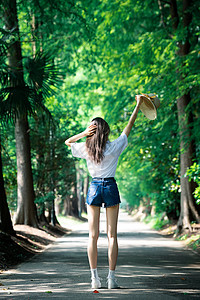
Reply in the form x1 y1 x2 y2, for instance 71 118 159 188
71 132 128 178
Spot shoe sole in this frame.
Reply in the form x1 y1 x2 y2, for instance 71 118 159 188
92 284 101 289
108 285 118 289
91 280 101 289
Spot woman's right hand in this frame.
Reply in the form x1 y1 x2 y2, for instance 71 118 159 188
65 124 97 147
84 124 97 137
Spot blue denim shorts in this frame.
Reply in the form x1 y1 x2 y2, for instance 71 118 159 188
86 177 121 208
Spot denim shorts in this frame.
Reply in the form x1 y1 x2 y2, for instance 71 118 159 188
86 177 121 208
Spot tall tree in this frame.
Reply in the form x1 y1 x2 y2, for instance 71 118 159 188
169 0 200 231
0 29 15 234
2 0 62 226
2 0 38 226
0 136 15 234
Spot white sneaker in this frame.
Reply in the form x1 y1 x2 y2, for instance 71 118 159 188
91 277 101 289
107 277 118 289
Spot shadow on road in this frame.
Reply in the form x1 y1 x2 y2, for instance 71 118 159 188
0 210 200 299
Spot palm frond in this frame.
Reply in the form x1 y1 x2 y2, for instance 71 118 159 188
0 46 62 124
0 85 56 125
0 62 20 88
24 51 63 98
0 31 8 58
0 86 41 123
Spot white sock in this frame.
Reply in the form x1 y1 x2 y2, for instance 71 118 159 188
108 269 115 279
91 268 98 279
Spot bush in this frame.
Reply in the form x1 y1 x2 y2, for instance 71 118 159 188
144 213 169 230
186 162 200 205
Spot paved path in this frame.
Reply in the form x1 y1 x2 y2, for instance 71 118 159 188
0 210 200 299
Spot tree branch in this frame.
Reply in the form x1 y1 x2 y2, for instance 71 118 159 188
160 0 171 4
170 0 179 30
157 0 173 38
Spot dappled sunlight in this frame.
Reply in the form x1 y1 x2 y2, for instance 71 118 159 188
1 211 200 299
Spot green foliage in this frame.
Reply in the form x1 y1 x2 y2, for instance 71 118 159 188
188 236 200 251
75 0 199 222
0 0 199 222
0 32 62 123
186 163 200 205
144 213 169 230
176 233 200 252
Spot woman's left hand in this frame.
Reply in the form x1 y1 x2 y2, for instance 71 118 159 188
135 95 144 106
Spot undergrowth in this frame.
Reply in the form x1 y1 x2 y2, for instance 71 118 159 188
176 233 200 252
143 213 170 230
143 214 200 253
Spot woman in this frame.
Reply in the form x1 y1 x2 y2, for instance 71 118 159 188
65 95 143 289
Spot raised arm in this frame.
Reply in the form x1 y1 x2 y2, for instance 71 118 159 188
65 124 97 147
123 95 144 137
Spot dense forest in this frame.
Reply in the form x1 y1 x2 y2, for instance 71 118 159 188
0 0 199 236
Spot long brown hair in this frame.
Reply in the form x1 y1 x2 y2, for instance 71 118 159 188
86 117 110 164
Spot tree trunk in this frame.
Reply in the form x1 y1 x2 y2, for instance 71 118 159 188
14 116 38 226
71 183 79 217
176 94 192 231
76 164 82 217
3 0 38 226
83 175 89 213
49 129 58 226
63 195 71 216
169 0 200 232
63 176 79 217
176 93 200 230
0 137 15 235
39 203 49 224
69 162 79 217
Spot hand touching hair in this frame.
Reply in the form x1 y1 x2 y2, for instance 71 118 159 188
86 117 110 164
84 124 97 137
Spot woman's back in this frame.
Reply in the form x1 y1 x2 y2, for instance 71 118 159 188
71 132 128 178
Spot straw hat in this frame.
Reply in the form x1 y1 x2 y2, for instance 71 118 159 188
139 93 160 120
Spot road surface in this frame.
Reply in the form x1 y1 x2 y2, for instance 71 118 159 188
0 210 200 299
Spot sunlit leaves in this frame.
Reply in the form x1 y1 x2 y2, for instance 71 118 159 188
186 163 200 205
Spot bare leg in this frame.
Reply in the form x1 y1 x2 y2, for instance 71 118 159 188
87 205 100 269
106 204 119 270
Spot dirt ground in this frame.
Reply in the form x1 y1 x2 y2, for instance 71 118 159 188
0 223 69 273
158 224 200 254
